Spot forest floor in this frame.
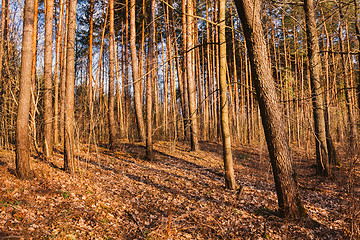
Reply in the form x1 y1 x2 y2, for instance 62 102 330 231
0 140 359 239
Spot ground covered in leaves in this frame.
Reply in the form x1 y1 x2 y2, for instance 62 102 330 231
0 141 359 239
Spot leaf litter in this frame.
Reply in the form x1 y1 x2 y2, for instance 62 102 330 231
0 141 358 239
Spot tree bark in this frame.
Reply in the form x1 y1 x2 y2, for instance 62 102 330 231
130 0 145 141
219 0 236 190
355 0 360 115
186 0 199 151
60 2 69 145
16 0 35 179
108 0 116 149
303 0 330 176
146 0 155 160
64 0 77 173
88 0 94 142
53 0 65 147
233 0 306 218
181 0 190 141
44 0 54 157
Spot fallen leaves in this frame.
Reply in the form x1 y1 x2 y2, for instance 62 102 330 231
0 141 357 239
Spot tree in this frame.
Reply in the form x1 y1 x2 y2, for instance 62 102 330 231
233 0 306 218
44 0 54 157
130 0 145 141
219 0 236 190
16 0 35 179
303 0 330 176
64 0 77 173
186 0 199 151
146 0 155 161
108 0 116 149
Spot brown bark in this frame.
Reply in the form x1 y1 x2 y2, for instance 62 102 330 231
44 0 54 157
181 0 190 141
234 0 306 218
321 12 339 165
60 1 69 144
53 0 65 146
0 0 7 87
16 0 35 179
108 0 116 149
130 0 145 141
64 0 77 173
186 0 199 151
30 0 39 153
303 0 330 176
146 0 155 160
88 0 94 140
219 0 236 190
355 0 360 114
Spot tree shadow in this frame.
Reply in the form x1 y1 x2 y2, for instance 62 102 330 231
111 143 226 183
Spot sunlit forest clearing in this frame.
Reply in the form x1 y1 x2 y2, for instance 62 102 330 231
0 0 360 238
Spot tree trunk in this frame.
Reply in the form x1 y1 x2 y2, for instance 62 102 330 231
186 0 199 151
16 0 35 179
181 0 190 141
146 0 155 160
303 0 330 176
233 0 306 218
44 0 54 158
60 2 69 145
88 0 94 142
53 0 65 147
108 0 116 149
130 0 145 141
30 0 39 153
219 0 236 190
355 0 360 115
64 0 77 173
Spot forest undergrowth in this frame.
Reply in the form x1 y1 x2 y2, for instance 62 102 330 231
0 141 358 239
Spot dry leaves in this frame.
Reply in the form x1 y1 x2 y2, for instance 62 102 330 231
0 141 358 239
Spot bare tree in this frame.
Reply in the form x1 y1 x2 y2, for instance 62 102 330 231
146 0 156 160
64 0 77 173
186 0 199 151
44 0 54 157
16 0 35 179
233 0 306 218
303 0 330 176
108 0 116 149
219 0 236 190
130 0 145 141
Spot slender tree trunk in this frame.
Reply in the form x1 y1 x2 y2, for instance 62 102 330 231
219 0 236 190
88 0 94 142
130 0 145 141
53 0 65 147
108 0 116 148
44 0 54 158
124 0 130 140
322 12 339 165
355 0 360 114
64 0 77 173
234 0 306 218
181 0 190 141
16 0 35 179
30 0 39 153
303 0 330 176
146 0 155 160
0 0 8 93
60 2 69 144
186 0 199 151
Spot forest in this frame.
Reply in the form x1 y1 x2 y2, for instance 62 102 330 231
0 0 359 238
